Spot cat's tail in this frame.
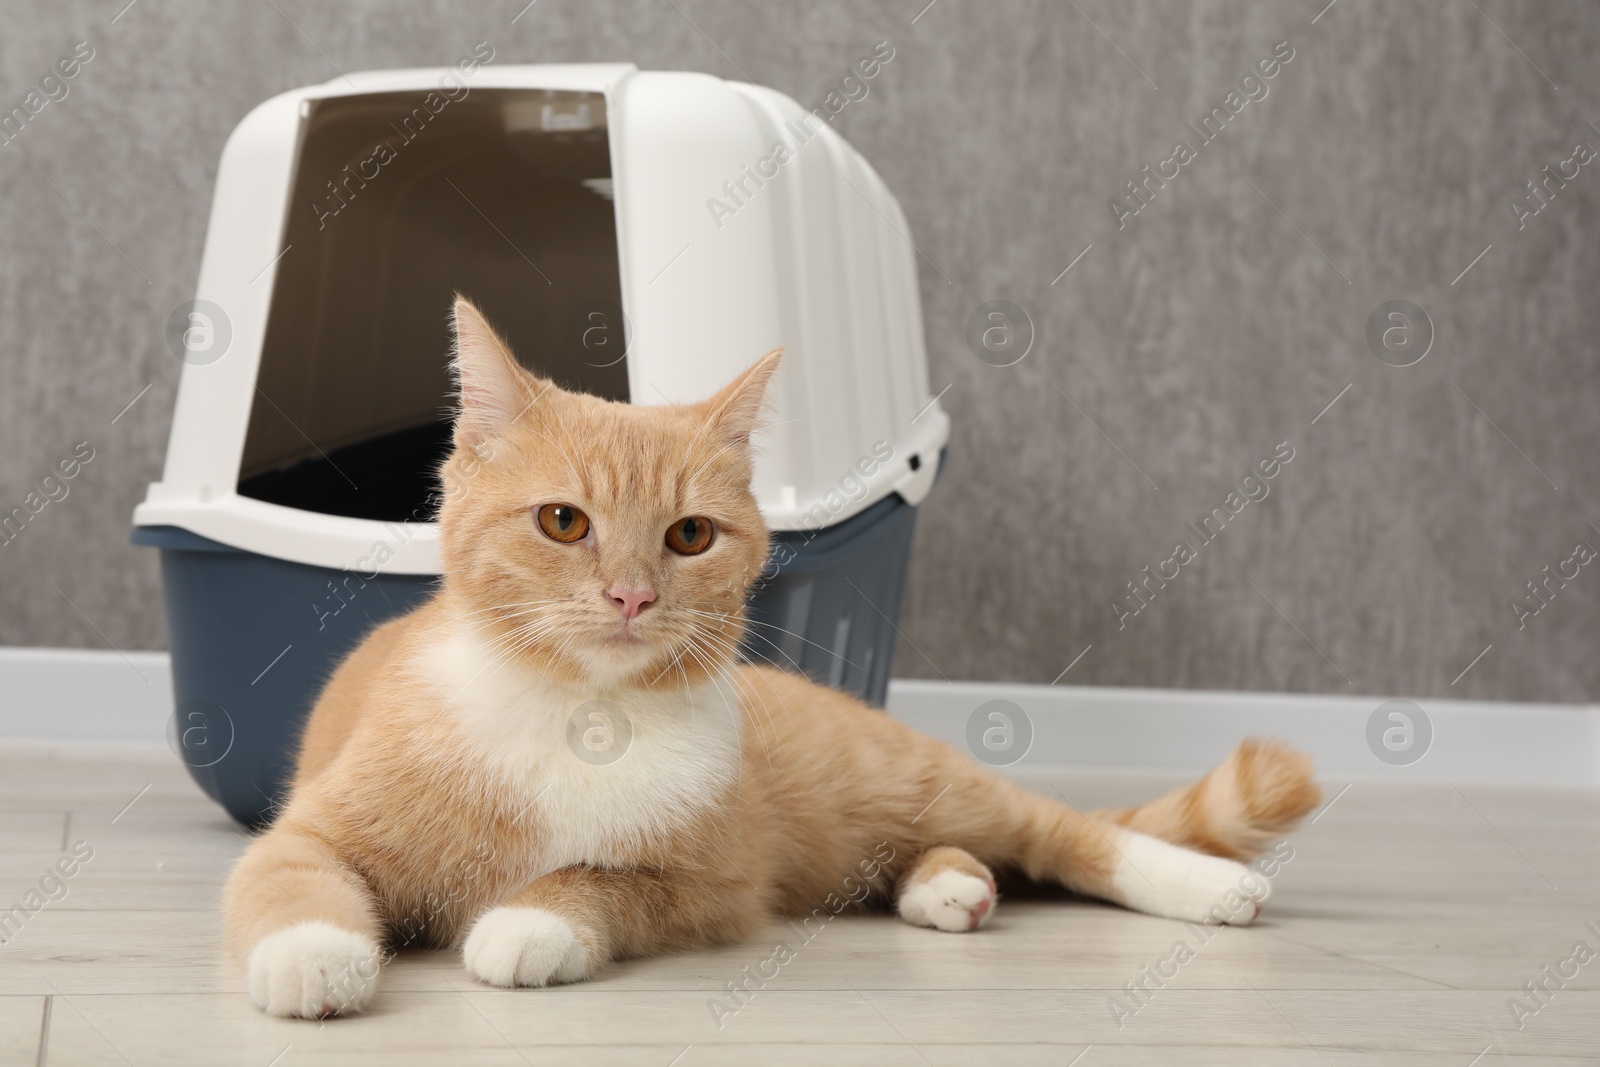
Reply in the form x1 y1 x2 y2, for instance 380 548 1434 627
1096 738 1322 861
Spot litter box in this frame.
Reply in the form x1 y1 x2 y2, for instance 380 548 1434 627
132 64 948 826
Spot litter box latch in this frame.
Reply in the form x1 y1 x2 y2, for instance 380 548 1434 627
892 450 939 507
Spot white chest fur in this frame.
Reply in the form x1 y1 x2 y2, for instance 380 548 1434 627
417 623 744 871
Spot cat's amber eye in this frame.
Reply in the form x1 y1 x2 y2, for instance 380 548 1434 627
536 503 590 544
665 516 715 555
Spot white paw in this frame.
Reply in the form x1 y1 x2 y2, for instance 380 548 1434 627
1112 832 1271 925
897 868 997 932
462 907 592 987
247 921 381 1018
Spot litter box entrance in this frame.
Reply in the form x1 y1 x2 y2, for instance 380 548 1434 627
239 87 626 523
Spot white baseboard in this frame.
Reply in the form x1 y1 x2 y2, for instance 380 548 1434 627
885 679 1600 786
1 648 1595 786
0 647 174 746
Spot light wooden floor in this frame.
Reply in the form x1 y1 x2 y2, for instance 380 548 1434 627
1 744 1596 1066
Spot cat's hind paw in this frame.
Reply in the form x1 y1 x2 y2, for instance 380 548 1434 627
1112 832 1271 926
463 906 593 987
247 921 381 1018
897 868 997 932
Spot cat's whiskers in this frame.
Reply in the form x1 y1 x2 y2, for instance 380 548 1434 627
672 620 774 746
458 611 576 693
684 617 799 746
676 611 761 668
671 648 696 699
676 635 777 773
734 628 811 676
691 623 785 725
676 606 813 683
653 619 715 682
647 633 719 694
420 599 565 642
675 604 780 671
521 619 588 676
682 607 855 670
466 616 562 660
475 610 562 655
646 637 697 688
486 608 570 639
457 598 568 621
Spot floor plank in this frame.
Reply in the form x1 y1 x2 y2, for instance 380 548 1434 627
0 995 45 1067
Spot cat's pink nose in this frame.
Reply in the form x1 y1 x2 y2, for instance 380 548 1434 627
607 586 657 622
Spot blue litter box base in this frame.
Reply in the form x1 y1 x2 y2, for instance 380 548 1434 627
134 494 917 827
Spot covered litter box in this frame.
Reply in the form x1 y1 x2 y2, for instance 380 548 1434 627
133 64 949 826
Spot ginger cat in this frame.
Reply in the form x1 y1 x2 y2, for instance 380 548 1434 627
223 297 1321 1018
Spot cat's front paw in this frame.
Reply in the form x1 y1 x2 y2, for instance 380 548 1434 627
897 869 997 932
463 907 593 987
247 921 381 1018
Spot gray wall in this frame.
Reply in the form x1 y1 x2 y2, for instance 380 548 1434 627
2 1 1597 703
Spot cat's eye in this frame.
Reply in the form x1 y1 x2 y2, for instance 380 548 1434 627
536 503 590 544
665 516 715 555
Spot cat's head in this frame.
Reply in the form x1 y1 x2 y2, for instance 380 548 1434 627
435 296 780 690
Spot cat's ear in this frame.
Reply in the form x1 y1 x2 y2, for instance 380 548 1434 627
450 296 539 448
703 348 782 451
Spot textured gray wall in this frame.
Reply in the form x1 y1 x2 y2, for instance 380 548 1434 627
2 1 1597 703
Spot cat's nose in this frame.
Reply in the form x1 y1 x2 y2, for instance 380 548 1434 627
607 585 657 622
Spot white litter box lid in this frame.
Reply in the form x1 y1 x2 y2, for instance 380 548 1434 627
134 64 948 575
